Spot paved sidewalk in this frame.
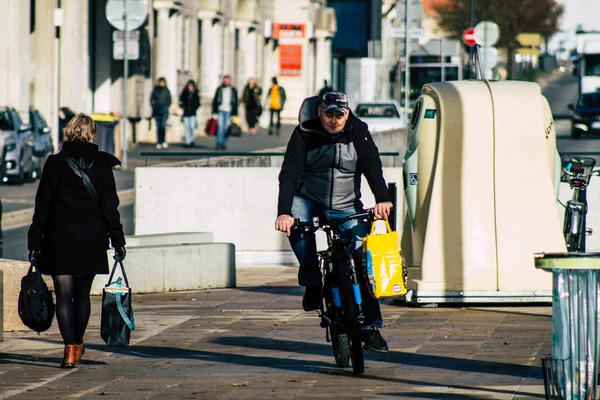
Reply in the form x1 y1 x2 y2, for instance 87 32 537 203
0 266 551 399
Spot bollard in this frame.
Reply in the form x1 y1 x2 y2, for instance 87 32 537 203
535 253 600 399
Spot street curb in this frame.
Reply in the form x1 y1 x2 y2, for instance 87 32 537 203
2 188 135 231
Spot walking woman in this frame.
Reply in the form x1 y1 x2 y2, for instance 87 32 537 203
178 80 201 147
28 113 126 368
241 77 262 135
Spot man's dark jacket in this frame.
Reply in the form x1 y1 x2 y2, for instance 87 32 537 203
278 114 392 216
28 141 125 275
211 85 239 116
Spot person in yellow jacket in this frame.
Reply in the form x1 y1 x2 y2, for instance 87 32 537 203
265 77 286 136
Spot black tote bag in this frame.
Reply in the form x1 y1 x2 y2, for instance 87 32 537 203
101 260 135 347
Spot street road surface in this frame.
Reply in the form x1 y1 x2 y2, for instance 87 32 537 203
1 73 594 261
1 126 293 261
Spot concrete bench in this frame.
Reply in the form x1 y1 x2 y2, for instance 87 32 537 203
0 259 29 332
124 232 214 247
91 241 235 295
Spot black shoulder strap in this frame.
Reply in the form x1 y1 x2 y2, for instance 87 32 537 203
62 153 99 204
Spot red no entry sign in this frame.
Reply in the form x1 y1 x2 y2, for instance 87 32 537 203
462 28 476 47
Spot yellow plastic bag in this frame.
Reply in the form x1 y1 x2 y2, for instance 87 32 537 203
362 219 407 298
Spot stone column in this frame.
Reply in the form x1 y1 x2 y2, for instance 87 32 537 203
315 30 332 92
198 11 224 99
60 0 88 112
0 0 30 118
236 21 258 82
155 7 178 91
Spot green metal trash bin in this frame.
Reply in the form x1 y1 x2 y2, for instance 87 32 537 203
535 253 600 399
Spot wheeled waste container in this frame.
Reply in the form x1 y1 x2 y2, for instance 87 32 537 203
90 113 118 156
535 253 600 399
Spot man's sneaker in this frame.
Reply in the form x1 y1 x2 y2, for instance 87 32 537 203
156 143 163 149
302 284 322 312
362 328 389 352
162 142 169 149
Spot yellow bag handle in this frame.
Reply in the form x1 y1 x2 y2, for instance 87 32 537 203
370 218 393 235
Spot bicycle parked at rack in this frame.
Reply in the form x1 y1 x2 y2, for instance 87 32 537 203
293 209 375 375
560 155 599 252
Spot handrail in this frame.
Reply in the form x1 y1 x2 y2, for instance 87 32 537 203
140 151 400 157
140 151 401 167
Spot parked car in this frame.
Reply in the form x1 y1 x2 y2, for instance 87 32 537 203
29 107 54 180
354 100 407 132
0 106 34 184
569 92 600 138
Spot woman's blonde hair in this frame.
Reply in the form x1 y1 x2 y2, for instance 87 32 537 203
63 113 97 143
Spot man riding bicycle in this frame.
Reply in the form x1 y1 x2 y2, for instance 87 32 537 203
275 92 393 352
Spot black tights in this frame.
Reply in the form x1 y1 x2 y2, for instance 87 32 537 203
52 275 95 345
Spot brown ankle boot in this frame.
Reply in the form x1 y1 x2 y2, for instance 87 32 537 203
74 343 85 365
61 345 77 368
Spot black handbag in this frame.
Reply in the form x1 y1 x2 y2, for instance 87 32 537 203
101 259 135 347
18 264 55 333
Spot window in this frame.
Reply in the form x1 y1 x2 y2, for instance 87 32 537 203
0 111 14 131
578 93 600 108
355 104 400 118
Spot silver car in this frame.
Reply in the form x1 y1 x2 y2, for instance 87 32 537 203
0 106 34 184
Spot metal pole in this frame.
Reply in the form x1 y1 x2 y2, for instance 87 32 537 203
403 0 410 125
440 38 445 81
469 0 476 79
52 4 61 152
122 1 128 169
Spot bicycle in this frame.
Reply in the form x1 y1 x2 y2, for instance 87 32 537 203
293 209 375 375
560 155 599 252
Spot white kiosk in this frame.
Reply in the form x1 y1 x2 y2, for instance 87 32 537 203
402 80 565 304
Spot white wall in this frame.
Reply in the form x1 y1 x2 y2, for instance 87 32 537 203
135 167 405 251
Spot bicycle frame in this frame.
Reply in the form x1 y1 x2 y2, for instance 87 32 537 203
564 185 588 252
318 223 365 330
561 157 598 252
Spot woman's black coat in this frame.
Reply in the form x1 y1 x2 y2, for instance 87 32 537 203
28 141 126 275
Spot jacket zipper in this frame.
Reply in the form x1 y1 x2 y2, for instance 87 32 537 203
330 143 337 209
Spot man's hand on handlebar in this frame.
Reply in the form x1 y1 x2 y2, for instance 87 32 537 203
374 202 393 220
275 214 295 237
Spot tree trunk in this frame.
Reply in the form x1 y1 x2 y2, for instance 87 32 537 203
506 47 516 80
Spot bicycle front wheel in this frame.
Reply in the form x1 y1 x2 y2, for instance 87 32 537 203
349 334 365 375
331 332 351 368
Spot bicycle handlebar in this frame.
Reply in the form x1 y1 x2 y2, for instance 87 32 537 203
561 167 600 178
293 209 376 232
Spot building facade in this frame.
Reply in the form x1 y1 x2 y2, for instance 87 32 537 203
0 0 337 150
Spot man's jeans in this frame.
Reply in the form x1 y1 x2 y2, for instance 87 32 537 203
183 115 196 145
217 110 231 148
155 116 167 144
289 196 383 329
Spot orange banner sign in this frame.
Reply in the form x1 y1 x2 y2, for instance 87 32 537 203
274 23 305 39
279 44 303 77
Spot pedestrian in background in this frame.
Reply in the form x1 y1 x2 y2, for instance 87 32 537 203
28 113 126 368
211 75 238 150
241 77 262 135
266 77 286 136
318 79 334 98
150 77 172 149
178 80 201 147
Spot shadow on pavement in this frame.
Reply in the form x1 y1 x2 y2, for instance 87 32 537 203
0 351 106 368
22 338 545 399
209 336 541 378
235 285 303 297
378 391 544 399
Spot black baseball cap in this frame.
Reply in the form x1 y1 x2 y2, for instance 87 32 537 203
320 92 349 114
